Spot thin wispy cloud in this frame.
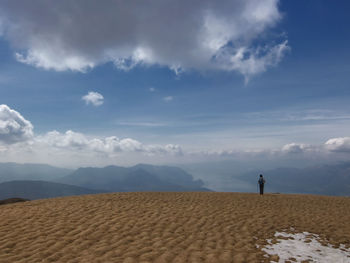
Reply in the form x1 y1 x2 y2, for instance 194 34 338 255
242 109 350 124
163 96 173 102
82 91 104 106
116 121 167 127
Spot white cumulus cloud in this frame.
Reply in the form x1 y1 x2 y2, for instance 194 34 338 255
324 137 350 152
0 0 288 79
36 130 182 156
0 104 33 144
82 91 104 106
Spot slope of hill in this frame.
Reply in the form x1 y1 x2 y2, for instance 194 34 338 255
0 162 72 183
238 162 350 196
0 192 349 262
0 180 107 200
57 165 211 192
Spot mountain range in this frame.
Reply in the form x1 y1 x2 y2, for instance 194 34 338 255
0 161 349 199
0 163 211 200
0 162 72 183
56 164 206 192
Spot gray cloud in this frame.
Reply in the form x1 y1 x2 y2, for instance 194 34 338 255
0 0 288 79
0 104 33 144
281 143 312 154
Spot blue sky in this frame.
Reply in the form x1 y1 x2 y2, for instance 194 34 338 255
0 0 350 167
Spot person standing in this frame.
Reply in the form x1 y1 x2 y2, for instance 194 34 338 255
258 174 265 195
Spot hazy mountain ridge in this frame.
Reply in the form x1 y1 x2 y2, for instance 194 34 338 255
132 164 205 189
1 162 349 197
56 164 211 192
0 163 211 200
0 180 107 200
0 162 72 183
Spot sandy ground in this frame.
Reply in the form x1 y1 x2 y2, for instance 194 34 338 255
0 192 349 263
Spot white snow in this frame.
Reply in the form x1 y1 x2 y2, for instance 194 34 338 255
261 231 350 263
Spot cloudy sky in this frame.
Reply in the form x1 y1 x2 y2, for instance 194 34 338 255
0 0 350 168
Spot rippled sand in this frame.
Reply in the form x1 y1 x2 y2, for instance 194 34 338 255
0 192 349 262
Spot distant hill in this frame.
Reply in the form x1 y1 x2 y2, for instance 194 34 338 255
238 162 350 196
132 164 205 189
57 164 211 192
0 162 72 183
0 197 29 206
0 181 107 200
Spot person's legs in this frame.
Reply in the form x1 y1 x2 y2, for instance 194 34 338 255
259 184 263 195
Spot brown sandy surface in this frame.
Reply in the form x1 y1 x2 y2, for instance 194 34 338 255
0 192 349 262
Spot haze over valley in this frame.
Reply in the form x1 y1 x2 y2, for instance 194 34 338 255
0 161 349 200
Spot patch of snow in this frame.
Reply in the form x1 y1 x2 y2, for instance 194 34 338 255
261 231 350 263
